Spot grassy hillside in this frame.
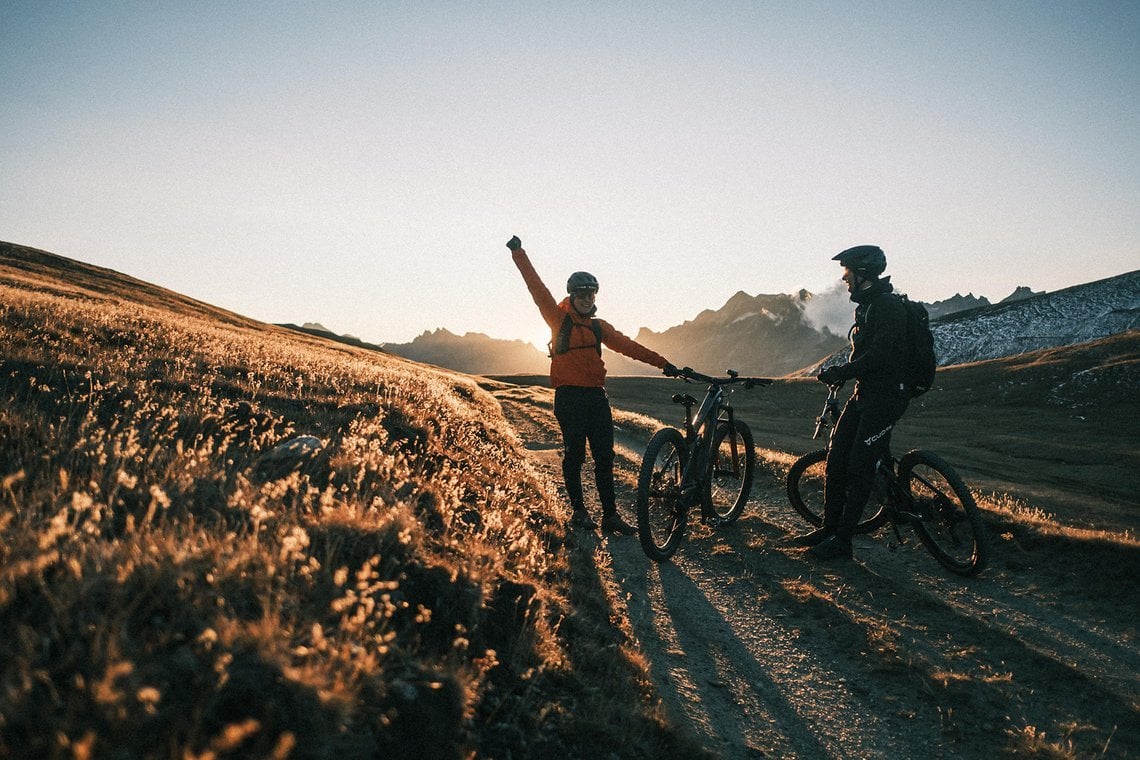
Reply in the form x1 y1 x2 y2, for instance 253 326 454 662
6 240 1137 757
0 243 707 758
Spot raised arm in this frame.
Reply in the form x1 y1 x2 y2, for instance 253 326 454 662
507 236 563 330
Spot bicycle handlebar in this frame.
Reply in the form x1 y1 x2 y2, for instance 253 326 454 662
669 366 772 388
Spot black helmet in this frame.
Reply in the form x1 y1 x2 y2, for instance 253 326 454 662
832 245 886 278
566 271 599 293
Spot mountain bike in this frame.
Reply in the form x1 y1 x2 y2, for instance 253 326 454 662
636 367 772 562
786 383 989 576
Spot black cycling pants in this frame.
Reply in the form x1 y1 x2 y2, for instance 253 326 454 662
824 392 909 537
553 386 617 515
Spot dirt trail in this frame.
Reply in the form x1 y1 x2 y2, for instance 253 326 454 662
488 383 1139 759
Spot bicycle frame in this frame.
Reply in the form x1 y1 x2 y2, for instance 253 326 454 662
788 383 990 575
812 382 844 440
670 368 770 512
672 385 728 509
637 367 771 561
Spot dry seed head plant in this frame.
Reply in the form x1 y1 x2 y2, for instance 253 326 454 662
0 248 701 759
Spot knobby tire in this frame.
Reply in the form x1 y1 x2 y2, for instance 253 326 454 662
702 419 755 523
637 428 688 562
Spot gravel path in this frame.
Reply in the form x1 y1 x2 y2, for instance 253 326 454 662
490 382 1139 759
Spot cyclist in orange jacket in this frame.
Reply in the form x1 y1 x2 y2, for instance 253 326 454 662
507 235 678 534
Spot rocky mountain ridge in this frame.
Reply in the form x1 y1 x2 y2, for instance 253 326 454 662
922 286 1043 320
382 328 550 375
929 270 1139 366
608 289 847 377
370 271 1140 378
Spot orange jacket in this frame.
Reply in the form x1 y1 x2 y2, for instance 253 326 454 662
512 249 669 388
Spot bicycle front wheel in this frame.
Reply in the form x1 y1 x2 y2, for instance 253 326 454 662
785 449 887 533
702 419 755 523
900 450 989 576
637 427 688 562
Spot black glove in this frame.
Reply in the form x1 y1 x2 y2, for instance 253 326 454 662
663 362 680 377
817 365 845 386
506 235 521 252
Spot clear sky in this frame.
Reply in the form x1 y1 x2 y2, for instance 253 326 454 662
3 2 1138 349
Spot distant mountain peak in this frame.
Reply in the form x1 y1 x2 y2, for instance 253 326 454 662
724 290 756 307
924 293 992 320
1000 286 1044 303
376 268 1138 379
610 289 848 376
420 327 459 339
384 328 548 375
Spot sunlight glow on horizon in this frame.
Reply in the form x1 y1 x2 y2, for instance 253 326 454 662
2 2 1137 344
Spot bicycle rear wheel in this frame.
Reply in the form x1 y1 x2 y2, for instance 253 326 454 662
785 449 887 533
637 427 688 562
900 450 989 576
702 419 755 523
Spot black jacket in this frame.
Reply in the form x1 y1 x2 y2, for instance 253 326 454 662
835 277 908 396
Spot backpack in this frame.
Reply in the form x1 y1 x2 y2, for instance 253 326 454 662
548 314 603 358
898 294 937 396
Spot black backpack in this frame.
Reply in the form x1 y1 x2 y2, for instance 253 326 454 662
898 294 937 396
548 314 603 358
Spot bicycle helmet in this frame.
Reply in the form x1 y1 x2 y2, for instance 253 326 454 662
566 271 599 294
832 245 886 278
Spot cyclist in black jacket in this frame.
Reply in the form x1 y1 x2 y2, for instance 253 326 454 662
792 245 910 560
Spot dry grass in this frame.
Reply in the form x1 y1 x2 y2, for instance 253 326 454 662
979 492 1137 547
0 245 705 759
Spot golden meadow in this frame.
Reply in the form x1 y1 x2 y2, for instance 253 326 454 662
0 247 700 759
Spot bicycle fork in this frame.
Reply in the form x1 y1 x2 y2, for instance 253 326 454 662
715 406 742 478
